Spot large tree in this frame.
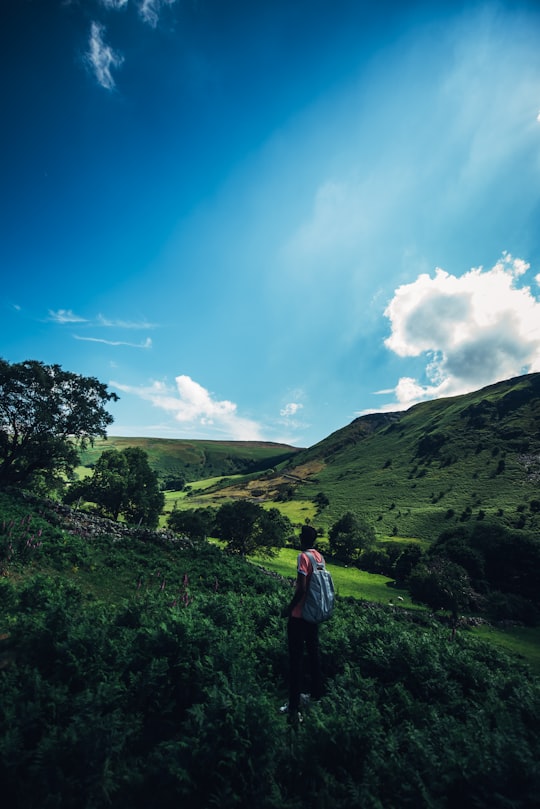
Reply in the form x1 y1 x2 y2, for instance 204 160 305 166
328 511 376 563
167 507 216 542
0 359 118 489
66 447 164 528
213 500 292 557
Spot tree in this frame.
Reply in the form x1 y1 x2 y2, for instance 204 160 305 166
66 447 164 528
407 558 472 620
0 358 118 490
314 491 330 511
394 543 424 583
213 500 292 557
168 507 216 542
328 511 376 563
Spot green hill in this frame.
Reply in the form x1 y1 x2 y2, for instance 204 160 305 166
78 375 540 545
78 437 301 484
249 373 540 540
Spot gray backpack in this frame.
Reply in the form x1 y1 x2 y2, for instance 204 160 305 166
301 551 335 623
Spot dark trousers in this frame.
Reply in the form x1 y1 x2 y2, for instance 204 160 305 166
287 617 322 712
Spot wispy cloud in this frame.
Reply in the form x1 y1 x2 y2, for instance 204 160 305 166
86 21 124 90
111 375 264 440
48 310 155 329
96 314 157 329
74 335 152 348
48 309 88 324
98 0 177 27
138 0 177 28
371 254 540 413
99 0 129 9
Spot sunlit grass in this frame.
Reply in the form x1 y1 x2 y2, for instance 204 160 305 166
249 546 418 609
261 500 317 524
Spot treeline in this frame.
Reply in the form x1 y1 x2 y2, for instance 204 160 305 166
1 491 540 807
355 518 540 626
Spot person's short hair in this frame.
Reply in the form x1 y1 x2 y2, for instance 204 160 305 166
300 524 317 546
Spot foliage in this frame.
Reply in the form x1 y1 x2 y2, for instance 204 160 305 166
0 358 118 490
1 490 540 807
167 507 216 541
213 500 292 557
66 447 164 528
161 474 186 491
328 511 376 563
407 558 474 618
424 521 540 624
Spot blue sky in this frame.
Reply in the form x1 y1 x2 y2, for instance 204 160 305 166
2 0 540 447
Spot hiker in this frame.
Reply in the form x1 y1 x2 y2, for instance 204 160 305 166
282 524 325 722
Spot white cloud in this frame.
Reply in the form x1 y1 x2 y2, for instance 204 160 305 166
48 310 155 329
74 335 152 348
86 22 124 90
100 0 128 9
111 375 264 440
138 0 176 28
48 309 88 323
96 314 157 329
280 402 303 418
379 254 540 410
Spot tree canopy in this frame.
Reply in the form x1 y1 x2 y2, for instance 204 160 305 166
0 358 118 490
168 507 216 542
66 447 164 528
328 511 376 563
213 500 292 557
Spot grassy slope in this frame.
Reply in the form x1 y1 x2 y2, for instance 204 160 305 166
1 488 538 674
67 375 540 668
282 373 540 538
78 436 301 483
160 374 540 544
250 546 540 673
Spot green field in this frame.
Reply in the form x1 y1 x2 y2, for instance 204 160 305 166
248 546 540 673
473 625 540 673
250 546 417 607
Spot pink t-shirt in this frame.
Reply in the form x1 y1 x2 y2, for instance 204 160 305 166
291 548 323 619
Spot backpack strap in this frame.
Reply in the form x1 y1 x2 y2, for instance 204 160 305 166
303 550 324 571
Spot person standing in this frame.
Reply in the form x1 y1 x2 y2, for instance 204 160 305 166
282 524 324 723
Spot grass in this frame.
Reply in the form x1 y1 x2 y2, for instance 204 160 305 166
472 625 540 675
250 545 540 673
250 546 419 609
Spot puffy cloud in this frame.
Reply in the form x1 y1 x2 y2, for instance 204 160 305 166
111 375 263 440
381 254 540 409
86 22 124 90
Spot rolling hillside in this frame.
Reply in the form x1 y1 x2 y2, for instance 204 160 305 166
78 437 301 484
294 373 540 537
204 373 540 540
78 374 540 543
